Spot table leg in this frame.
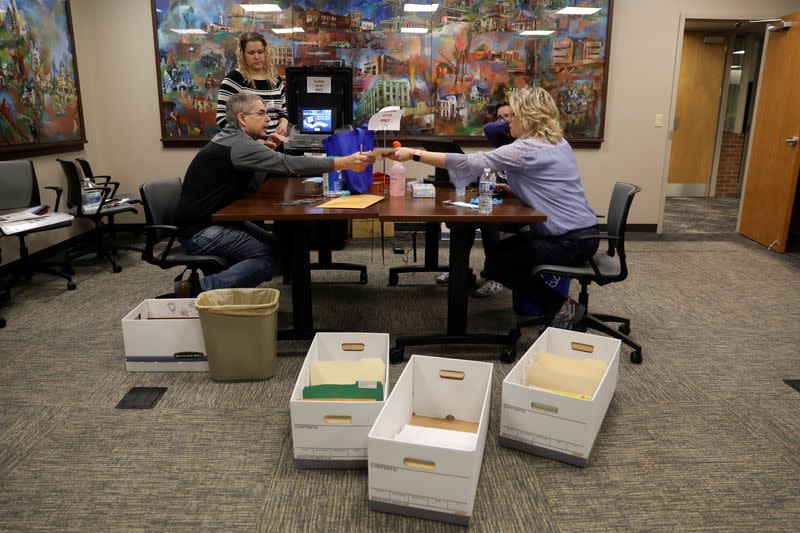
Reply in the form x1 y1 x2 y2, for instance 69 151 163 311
279 221 314 340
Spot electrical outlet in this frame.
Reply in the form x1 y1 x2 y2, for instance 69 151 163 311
393 247 404 255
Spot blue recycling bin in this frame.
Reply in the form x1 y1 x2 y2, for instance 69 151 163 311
512 274 571 316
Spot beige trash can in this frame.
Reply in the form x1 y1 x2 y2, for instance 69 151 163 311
195 288 279 382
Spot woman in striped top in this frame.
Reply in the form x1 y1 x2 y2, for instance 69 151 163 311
216 32 289 145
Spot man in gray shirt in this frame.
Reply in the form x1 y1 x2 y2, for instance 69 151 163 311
174 92 373 297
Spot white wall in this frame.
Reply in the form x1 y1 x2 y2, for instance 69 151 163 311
4 0 799 264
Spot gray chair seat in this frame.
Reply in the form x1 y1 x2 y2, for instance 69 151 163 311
534 253 622 281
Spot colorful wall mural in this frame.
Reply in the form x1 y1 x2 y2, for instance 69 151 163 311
0 0 85 155
153 0 612 144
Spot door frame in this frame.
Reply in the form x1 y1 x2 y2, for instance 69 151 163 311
658 10 775 232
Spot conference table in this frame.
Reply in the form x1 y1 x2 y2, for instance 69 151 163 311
213 178 547 360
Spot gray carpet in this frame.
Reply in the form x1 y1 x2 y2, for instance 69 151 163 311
1 235 799 531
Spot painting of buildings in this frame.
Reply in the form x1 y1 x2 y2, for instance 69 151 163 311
152 0 611 143
0 0 85 153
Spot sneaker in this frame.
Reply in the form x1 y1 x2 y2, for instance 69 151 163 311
173 277 201 298
473 280 504 297
435 272 449 285
550 298 586 330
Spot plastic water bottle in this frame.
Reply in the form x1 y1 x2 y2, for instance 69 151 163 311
81 176 101 214
324 171 343 197
389 160 406 197
478 168 495 215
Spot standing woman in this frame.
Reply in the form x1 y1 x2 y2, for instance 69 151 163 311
386 87 600 330
216 32 290 142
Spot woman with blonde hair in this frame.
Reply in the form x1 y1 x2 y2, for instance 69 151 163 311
386 86 600 329
216 32 289 145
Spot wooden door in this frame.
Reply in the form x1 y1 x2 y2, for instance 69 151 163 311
667 33 727 192
739 13 800 252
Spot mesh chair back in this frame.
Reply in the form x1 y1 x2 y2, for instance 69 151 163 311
140 178 182 245
605 181 640 262
56 159 84 210
75 158 95 182
0 160 39 210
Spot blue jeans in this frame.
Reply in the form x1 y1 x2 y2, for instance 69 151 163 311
484 225 600 314
180 222 282 291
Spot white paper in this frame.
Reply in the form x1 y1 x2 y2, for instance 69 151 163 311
307 76 331 94
0 206 46 222
0 213 74 236
444 201 478 209
367 106 404 132
393 424 477 451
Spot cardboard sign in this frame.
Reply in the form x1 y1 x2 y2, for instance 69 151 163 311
367 106 403 132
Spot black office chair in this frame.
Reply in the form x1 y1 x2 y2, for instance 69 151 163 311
139 178 228 296
76 157 141 205
0 161 76 319
57 158 140 273
509 182 643 364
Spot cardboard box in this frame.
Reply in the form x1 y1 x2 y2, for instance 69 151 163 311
121 299 207 372
499 327 620 467
368 355 492 526
290 333 391 469
352 218 394 238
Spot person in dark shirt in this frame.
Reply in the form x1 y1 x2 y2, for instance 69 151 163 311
174 92 374 297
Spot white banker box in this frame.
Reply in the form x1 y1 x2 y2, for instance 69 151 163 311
290 333 390 469
500 327 620 467
368 355 492 527
121 299 207 372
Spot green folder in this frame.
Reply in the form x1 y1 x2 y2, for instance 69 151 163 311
302 381 384 401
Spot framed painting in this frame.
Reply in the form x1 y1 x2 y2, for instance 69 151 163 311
152 0 612 147
0 0 86 158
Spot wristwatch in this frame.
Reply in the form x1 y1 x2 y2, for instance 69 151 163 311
412 150 421 162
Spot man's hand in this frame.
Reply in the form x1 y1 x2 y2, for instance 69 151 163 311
495 183 514 196
275 118 289 137
334 152 376 172
263 131 289 149
384 147 414 162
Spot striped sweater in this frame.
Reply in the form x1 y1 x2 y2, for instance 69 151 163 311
215 69 288 131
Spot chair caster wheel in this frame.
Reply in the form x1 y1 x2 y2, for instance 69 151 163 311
112 265 122 273
67 282 77 291
630 349 642 364
62 264 75 276
0 318 6 328
360 272 368 285
388 273 398 286
619 323 631 335
389 347 404 364
500 347 516 363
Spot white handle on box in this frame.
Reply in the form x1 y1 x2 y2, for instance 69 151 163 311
403 458 436 471
531 401 559 415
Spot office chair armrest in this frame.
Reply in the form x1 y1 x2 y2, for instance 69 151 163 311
43 186 63 212
143 224 180 266
92 175 112 184
105 180 121 198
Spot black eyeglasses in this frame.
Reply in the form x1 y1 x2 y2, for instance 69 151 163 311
243 110 268 117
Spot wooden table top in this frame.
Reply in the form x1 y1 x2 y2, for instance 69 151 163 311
213 178 547 224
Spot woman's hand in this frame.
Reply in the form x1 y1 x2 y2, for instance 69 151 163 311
335 152 376 172
384 147 415 162
275 118 290 137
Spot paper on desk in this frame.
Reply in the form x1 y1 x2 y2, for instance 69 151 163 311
318 194 384 209
0 212 73 236
444 201 478 209
0 205 48 222
364 148 396 159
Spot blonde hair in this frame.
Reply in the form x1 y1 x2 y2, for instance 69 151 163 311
235 32 277 86
509 87 564 144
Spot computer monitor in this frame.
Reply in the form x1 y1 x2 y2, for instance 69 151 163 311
418 138 465 186
300 108 335 134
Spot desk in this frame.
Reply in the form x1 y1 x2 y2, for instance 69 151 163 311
214 178 379 339
214 180 546 358
377 188 546 362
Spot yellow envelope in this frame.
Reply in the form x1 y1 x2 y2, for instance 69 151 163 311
318 194 384 209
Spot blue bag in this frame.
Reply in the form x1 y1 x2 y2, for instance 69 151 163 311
322 126 375 193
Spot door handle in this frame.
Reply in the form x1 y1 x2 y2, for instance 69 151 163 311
785 136 799 146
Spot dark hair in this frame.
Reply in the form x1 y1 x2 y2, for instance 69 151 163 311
495 102 511 119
